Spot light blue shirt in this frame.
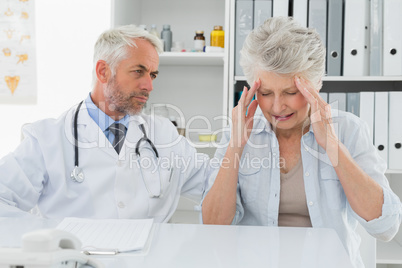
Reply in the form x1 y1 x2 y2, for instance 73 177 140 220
84 93 129 144
204 109 402 268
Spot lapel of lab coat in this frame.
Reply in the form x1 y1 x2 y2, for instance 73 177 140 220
76 102 116 159
75 102 148 160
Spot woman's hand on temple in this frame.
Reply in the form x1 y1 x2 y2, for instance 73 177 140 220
295 76 339 151
230 79 260 149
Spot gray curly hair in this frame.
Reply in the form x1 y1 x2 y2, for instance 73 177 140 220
239 16 326 89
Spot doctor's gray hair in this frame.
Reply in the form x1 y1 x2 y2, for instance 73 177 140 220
92 25 163 86
240 16 326 89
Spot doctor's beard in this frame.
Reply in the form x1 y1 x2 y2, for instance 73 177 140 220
104 76 149 116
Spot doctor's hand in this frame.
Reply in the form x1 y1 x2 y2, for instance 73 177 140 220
295 76 339 151
230 79 260 149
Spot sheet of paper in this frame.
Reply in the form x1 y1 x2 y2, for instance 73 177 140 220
56 218 153 252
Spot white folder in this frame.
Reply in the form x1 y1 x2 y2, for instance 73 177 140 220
292 0 308 27
319 92 328 103
388 92 402 170
359 92 375 142
235 0 254 76
272 0 288 17
374 92 389 166
343 0 370 76
328 92 346 111
308 0 327 49
346 93 360 117
370 0 383 76
383 0 402 76
254 0 273 28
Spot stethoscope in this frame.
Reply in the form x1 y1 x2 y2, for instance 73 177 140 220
70 101 161 196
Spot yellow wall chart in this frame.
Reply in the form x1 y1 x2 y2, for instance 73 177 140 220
0 0 36 104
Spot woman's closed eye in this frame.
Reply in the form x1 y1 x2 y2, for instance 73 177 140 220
286 92 298 95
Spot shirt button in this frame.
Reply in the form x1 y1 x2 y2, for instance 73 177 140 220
308 201 314 206
305 172 310 177
116 161 123 167
304 147 309 152
118 202 125 208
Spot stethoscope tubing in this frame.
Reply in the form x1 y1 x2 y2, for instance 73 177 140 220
73 101 84 167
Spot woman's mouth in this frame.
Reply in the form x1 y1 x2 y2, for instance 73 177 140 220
272 113 294 121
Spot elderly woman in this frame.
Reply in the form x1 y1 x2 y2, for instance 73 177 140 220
202 17 401 267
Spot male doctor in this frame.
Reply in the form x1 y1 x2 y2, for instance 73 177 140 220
0 25 210 222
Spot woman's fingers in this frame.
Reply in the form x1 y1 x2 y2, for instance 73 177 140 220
245 79 260 106
295 76 327 109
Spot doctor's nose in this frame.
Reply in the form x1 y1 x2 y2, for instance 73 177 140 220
140 75 154 92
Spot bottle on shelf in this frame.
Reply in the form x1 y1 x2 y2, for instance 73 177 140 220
194 30 205 52
161 24 172 52
210 25 224 48
149 24 160 38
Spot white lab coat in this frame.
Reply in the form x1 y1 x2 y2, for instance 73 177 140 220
0 102 210 222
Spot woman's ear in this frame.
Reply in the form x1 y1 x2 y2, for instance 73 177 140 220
95 60 110 84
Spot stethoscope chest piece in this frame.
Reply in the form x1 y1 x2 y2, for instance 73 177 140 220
71 166 85 183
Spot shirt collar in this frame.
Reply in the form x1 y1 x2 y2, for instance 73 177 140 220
85 93 130 131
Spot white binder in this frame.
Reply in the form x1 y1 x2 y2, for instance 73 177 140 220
343 0 370 76
370 0 383 76
374 92 389 166
272 0 288 17
319 92 328 103
359 92 375 142
292 0 308 27
388 92 402 170
254 0 273 28
308 0 327 48
383 0 402 76
235 0 254 76
328 92 346 111
346 93 360 117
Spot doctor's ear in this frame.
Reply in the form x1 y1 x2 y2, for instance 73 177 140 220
96 60 111 84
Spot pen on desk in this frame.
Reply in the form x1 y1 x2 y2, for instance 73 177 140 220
82 249 118 255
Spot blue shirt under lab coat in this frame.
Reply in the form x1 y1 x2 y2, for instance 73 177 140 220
204 108 402 268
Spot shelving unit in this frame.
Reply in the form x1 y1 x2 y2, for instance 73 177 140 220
159 52 224 66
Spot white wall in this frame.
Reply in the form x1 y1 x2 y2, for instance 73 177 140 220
0 0 111 157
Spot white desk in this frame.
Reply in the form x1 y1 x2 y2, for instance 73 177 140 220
0 218 354 268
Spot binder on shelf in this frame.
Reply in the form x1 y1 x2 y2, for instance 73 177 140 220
374 92 389 166
235 0 254 76
254 0 272 28
359 92 375 142
319 92 328 103
326 0 344 76
383 0 402 76
346 93 360 117
343 0 370 76
388 92 402 170
369 0 383 76
272 0 289 17
328 92 346 112
292 0 308 27
308 0 327 48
